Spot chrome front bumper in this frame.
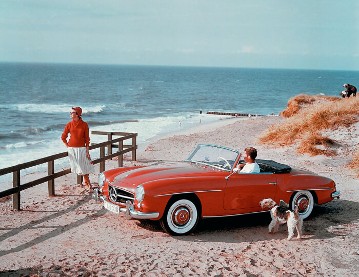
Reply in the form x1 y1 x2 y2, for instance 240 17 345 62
92 188 159 220
331 191 341 199
124 200 160 220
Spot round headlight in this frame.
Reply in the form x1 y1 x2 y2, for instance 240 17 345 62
98 173 106 188
135 185 145 202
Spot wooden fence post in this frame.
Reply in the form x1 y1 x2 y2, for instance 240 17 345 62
132 135 137 161
100 146 105 172
77 175 82 185
107 133 113 159
118 140 123 167
13 170 20 211
48 160 55 196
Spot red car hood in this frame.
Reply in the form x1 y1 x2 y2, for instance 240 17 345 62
111 161 218 190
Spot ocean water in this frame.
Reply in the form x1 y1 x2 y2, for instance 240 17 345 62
1 62 358 176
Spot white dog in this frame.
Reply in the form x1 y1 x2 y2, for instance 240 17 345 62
259 198 303 240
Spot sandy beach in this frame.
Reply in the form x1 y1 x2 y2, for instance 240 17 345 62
1 115 358 276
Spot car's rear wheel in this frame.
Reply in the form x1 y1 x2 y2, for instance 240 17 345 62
160 198 200 235
291 190 314 219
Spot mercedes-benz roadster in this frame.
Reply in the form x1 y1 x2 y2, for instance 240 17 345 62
94 144 340 235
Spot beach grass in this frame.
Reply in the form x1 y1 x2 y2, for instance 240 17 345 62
348 149 359 171
279 94 340 118
260 94 359 175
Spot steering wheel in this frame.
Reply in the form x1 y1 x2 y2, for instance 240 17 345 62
218 157 231 169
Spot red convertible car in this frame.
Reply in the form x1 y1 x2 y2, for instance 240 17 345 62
94 144 340 235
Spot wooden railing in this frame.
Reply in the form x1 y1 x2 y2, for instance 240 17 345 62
0 131 137 211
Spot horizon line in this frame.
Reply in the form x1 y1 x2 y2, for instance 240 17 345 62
0 60 357 72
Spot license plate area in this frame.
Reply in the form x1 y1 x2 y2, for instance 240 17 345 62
104 200 120 214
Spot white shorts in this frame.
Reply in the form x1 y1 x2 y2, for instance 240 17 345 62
67 147 94 175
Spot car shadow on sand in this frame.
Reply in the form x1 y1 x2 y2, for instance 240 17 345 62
137 199 359 243
189 199 359 242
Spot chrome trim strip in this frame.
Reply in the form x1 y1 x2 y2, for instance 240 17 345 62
155 189 222 197
110 185 133 195
119 195 134 200
203 210 268 218
286 187 332 193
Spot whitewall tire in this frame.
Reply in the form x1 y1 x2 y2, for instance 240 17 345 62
160 198 199 235
291 190 314 219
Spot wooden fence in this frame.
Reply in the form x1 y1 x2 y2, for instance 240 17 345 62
0 131 137 211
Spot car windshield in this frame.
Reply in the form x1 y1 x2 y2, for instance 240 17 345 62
186 144 240 171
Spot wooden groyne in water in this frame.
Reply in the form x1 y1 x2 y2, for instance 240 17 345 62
206 111 264 117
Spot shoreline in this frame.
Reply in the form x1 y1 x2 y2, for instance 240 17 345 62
137 115 253 153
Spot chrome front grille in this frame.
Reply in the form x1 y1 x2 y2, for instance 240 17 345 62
109 186 134 204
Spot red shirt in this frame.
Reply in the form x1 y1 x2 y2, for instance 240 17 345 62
61 119 90 147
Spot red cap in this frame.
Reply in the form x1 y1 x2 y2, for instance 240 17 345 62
71 106 82 116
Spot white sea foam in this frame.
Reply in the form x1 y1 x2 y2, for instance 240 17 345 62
90 112 222 144
5 141 27 149
4 140 45 149
11 103 106 114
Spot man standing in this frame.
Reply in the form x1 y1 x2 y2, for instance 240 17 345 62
343 83 357 97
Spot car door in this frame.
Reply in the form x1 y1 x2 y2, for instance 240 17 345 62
223 172 277 214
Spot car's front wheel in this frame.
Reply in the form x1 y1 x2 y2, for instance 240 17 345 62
291 190 314 219
160 198 200 235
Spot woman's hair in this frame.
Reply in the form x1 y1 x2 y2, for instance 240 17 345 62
245 147 257 160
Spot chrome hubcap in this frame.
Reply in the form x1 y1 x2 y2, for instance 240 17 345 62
172 207 190 226
297 197 309 212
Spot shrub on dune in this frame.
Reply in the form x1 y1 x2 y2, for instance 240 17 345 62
260 94 359 168
280 94 339 118
297 133 337 156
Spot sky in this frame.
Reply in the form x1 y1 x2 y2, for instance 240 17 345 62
0 0 358 70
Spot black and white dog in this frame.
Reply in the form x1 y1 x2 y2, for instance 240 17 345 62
259 198 303 240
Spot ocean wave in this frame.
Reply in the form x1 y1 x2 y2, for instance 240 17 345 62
3 139 46 149
0 131 26 140
85 105 106 114
0 131 30 146
1 103 106 114
87 119 139 127
23 126 53 135
0 127 60 144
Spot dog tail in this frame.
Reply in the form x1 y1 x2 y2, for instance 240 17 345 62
259 198 277 210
